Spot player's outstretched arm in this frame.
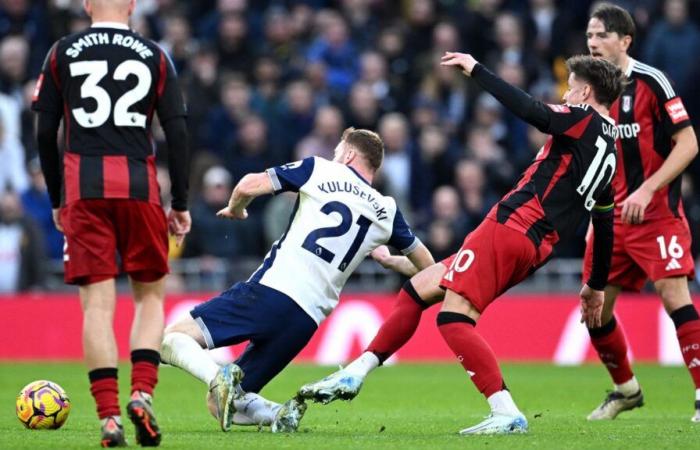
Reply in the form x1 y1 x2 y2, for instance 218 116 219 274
371 243 435 277
621 126 698 224
217 172 274 220
441 52 550 130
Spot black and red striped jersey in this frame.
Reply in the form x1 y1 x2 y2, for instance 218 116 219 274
610 57 692 220
486 104 617 265
31 23 186 206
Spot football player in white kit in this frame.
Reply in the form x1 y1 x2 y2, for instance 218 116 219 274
161 128 434 432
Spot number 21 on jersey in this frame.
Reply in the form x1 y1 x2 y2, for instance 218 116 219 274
443 249 475 282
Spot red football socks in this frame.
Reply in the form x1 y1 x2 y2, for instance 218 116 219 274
437 312 505 398
88 368 120 419
588 316 634 384
131 349 160 396
366 282 428 363
672 306 700 390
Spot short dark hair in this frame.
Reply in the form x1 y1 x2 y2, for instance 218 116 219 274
566 55 626 108
591 3 636 43
341 127 384 171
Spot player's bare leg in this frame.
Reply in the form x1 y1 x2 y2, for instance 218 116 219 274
655 276 700 421
126 277 166 446
438 290 527 435
161 316 243 431
80 278 126 447
587 284 643 420
298 263 446 405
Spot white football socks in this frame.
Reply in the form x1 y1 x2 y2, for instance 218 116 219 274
487 390 522 417
161 332 219 385
232 393 281 426
344 352 380 378
615 376 640 397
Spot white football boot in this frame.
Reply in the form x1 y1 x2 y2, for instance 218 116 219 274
297 369 363 404
587 390 644 420
459 413 528 435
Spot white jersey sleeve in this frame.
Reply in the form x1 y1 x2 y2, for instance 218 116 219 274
249 157 418 324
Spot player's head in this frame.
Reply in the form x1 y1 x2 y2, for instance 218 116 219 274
587 3 635 65
83 0 135 21
333 127 384 173
563 55 625 109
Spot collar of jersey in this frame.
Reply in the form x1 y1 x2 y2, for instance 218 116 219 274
91 21 130 30
347 166 371 186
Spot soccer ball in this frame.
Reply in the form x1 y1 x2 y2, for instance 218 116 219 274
16 380 71 429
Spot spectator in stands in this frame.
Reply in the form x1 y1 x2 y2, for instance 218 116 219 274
199 74 252 155
182 43 220 152
183 166 261 264
277 80 316 158
0 35 29 104
306 12 358 98
378 113 415 215
488 12 540 86
643 0 700 95
0 97 28 193
345 81 381 130
0 189 44 292
216 12 254 73
158 12 194 73
20 158 62 261
454 159 498 226
358 51 396 113
225 114 279 192
296 105 344 160
0 0 50 73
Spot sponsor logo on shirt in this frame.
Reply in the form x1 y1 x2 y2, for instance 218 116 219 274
665 98 689 124
621 95 632 113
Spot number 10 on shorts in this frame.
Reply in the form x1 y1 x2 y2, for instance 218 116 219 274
656 235 683 260
444 249 475 282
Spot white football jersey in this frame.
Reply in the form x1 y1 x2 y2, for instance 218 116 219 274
248 157 419 324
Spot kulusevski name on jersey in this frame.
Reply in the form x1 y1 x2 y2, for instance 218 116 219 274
251 156 419 325
65 32 154 59
316 181 388 221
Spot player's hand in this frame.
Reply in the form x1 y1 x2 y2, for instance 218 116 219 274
371 245 392 268
217 205 248 220
579 283 604 328
168 209 191 247
440 52 479 76
51 208 64 233
620 183 653 224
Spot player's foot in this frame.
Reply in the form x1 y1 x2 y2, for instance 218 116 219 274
459 413 528 435
587 390 644 420
271 397 307 433
297 369 363 404
100 416 127 447
692 401 700 422
127 391 161 447
208 363 244 431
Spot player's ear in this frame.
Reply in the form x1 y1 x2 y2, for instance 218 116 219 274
128 0 136 16
620 35 632 53
83 0 91 16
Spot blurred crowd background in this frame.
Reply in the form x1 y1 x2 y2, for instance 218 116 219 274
2 0 700 293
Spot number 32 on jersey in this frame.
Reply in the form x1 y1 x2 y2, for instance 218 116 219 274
443 248 475 282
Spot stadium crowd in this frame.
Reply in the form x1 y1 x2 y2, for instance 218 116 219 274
2 0 700 292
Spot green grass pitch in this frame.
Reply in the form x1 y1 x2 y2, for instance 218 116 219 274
1 362 698 449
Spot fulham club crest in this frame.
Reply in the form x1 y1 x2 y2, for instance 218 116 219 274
622 95 632 113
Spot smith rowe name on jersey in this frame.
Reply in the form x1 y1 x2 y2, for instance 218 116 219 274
64 31 154 59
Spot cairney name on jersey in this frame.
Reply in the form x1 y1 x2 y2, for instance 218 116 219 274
65 32 154 59
317 181 389 221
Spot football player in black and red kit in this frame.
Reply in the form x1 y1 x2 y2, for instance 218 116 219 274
582 3 700 422
32 0 191 446
295 53 625 435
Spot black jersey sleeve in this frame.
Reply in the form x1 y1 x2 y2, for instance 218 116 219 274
471 63 593 136
586 186 614 290
155 50 187 123
31 41 63 113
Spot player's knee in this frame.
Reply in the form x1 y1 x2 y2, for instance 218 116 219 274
655 277 692 313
